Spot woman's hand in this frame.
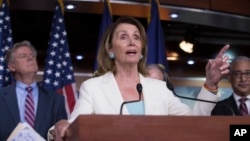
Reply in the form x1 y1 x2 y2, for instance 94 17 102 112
205 44 230 89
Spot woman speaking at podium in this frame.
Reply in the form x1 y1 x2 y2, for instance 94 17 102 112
50 16 230 141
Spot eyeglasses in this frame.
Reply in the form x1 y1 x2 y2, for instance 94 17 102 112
231 71 250 78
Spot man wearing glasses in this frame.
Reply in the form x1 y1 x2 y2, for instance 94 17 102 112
211 56 250 116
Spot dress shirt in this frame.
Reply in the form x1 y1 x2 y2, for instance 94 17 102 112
16 81 38 122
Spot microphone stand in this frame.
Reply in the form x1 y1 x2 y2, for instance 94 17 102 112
120 83 143 115
167 79 236 115
166 79 217 104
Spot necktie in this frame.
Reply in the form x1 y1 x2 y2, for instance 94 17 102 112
25 86 35 127
239 97 248 116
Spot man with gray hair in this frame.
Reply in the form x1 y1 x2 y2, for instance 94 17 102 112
0 40 67 140
211 56 250 116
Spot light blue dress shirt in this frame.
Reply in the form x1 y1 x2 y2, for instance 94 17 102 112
126 101 145 115
16 81 38 123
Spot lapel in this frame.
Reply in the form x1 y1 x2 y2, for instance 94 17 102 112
99 72 159 115
3 85 20 123
140 76 168 115
34 86 47 130
99 72 125 114
228 95 241 115
140 75 155 115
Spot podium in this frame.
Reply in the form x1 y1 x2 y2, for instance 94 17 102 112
65 115 250 141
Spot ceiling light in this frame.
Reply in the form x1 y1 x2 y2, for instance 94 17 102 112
76 55 83 60
179 40 194 53
179 27 199 53
170 12 179 18
187 59 195 65
65 4 75 10
167 51 179 61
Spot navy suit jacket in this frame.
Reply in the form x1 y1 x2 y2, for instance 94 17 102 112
211 94 241 116
0 84 67 141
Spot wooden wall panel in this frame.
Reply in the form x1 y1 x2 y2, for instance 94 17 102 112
210 0 250 16
160 0 210 9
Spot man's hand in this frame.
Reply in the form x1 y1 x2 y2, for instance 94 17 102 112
54 119 70 141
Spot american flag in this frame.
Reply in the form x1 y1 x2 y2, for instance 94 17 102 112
0 0 13 87
42 0 78 117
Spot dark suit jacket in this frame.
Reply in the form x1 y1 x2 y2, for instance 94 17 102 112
0 84 67 141
211 94 241 116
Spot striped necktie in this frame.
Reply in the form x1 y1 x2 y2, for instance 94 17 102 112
239 97 248 116
25 86 35 127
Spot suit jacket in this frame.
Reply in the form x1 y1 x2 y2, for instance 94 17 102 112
0 84 67 141
211 94 241 116
69 72 220 122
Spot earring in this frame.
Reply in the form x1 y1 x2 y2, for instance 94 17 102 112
109 53 115 59
140 55 143 59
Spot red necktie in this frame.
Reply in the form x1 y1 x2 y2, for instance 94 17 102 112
239 97 248 116
25 86 35 127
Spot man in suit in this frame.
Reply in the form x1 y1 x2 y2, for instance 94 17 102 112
211 56 250 116
0 40 67 140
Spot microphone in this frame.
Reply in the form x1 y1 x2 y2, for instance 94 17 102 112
119 83 143 115
166 78 217 104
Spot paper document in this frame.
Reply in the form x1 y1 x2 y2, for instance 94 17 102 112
7 122 46 141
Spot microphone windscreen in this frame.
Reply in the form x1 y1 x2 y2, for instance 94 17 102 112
136 83 142 94
166 79 174 91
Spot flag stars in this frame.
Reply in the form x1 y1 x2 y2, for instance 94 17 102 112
53 81 59 86
46 69 52 74
50 51 56 56
65 52 70 57
55 72 61 77
4 45 9 51
0 57 4 62
62 31 67 36
67 74 72 80
56 26 61 31
7 36 12 42
58 55 62 59
5 76 9 81
42 1 77 113
44 79 50 84
0 0 14 86
54 33 60 39
62 61 67 66
58 18 63 23
52 42 58 48
60 39 65 44
48 60 54 66
56 63 62 68
5 16 9 21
